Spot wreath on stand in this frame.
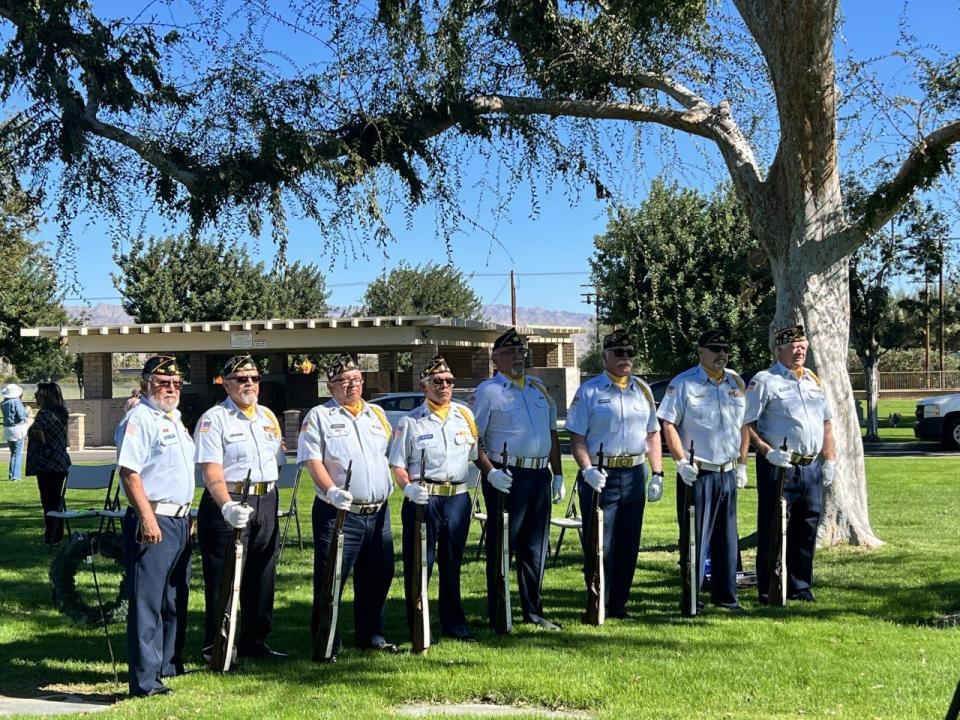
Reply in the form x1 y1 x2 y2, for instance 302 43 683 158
49 531 128 626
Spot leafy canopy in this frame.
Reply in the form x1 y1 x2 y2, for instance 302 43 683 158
362 261 482 320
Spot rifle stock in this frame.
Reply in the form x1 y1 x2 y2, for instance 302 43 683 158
411 449 430 654
767 437 789 606
210 470 252 672
312 461 353 662
584 444 605 625
681 440 697 617
492 442 512 633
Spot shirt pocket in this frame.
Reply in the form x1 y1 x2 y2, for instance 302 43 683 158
593 400 617 433
223 432 250 465
498 397 523 429
687 393 717 426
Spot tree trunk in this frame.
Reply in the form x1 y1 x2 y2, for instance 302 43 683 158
861 353 880 442
765 240 883 548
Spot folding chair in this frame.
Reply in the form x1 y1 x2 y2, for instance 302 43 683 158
470 468 488 559
276 462 304 560
47 464 118 537
548 476 583 565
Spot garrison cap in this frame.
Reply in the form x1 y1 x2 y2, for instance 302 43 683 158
493 327 525 351
696 329 730 349
420 354 452 379
602 329 633 350
222 354 258 377
775 325 807 346
326 353 360 381
142 355 181 378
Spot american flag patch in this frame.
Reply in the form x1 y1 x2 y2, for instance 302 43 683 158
199 419 212 432
125 421 138 435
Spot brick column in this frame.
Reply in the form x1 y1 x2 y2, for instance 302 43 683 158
82 353 113 399
378 352 398 392
562 342 577 368
67 413 85 451
189 353 211 384
471 346 493 379
267 353 287 375
410 343 439 388
283 409 302 449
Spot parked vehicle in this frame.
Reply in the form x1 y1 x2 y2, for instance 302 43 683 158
369 390 474 428
914 393 960 450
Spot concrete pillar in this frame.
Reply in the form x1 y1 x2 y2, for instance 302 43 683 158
410 343 440 388
67 413 85 451
82 353 113 399
378 352 398 392
471 346 493 379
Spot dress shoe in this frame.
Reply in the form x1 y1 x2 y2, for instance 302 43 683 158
717 604 747 614
529 616 562 631
370 640 401 654
607 608 630 620
239 644 288 659
443 632 478 643
140 686 173 697
788 590 816 602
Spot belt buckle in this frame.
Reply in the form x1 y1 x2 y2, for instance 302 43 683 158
612 457 630 469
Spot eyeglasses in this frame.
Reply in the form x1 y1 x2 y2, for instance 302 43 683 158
332 378 363 387
609 348 636 358
704 345 729 354
227 375 261 385
494 347 526 356
151 378 183 390
430 378 455 388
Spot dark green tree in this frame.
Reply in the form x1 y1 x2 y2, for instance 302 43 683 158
591 180 774 378
362 261 482 319
0 188 71 381
113 235 329 322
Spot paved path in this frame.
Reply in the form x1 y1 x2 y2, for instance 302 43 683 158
0 694 112 716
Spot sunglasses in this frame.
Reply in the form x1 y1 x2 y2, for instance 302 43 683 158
704 345 729 353
151 378 183 390
430 378 455 388
228 375 261 385
332 378 363 387
609 348 636 358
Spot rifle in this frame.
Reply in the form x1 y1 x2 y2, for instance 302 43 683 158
210 470 252 672
767 437 790 607
680 440 698 617
492 442 512 633
410 449 431 654
583 444 606 625
312 461 353 662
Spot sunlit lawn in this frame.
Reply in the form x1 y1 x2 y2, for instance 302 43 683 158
1 456 958 719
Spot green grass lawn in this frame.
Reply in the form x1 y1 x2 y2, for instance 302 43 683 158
861 398 923 442
1 457 959 719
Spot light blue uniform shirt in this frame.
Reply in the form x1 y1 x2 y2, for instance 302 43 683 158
194 397 284 484
116 399 195 505
296 399 393 503
656 365 746 465
472 374 557 460
388 400 479 481
744 362 833 457
565 374 659 456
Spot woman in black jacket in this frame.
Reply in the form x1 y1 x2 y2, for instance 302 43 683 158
27 382 71 545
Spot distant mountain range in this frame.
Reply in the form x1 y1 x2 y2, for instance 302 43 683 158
62 302 594 354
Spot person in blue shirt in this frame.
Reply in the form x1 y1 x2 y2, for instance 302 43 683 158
2 383 29 481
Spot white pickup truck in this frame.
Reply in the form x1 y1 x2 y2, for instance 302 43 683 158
913 393 960 449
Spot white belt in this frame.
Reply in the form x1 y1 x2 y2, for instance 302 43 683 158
591 453 645 469
150 501 192 518
500 455 549 470
696 459 736 473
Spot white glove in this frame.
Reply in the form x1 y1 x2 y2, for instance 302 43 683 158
221 500 255 529
821 460 836 487
583 466 607 492
403 481 430 505
487 468 513 493
676 459 699 486
766 449 794 468
736 463 748 489
647 473 664 502
551 474 565 504
326 485 354 510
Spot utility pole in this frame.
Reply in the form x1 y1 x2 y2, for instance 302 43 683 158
939 234 946 376
580 284 601 355
510 270 517 327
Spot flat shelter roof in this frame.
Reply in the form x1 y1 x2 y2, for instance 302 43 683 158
22 315 583 354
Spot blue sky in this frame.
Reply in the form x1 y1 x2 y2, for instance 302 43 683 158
27 1 959 314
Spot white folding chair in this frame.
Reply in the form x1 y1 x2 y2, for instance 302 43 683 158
548 476 583 565
276 462 304 559
470 468 488 558
47 464 118 537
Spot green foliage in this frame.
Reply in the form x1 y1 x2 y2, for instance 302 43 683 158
590 180 774 377
0 186 71 381
362 261 483 319
112 235 329 323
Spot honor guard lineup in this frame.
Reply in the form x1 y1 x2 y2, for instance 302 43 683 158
113 324 838 693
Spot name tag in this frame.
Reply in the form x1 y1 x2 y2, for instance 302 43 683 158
161 433 176 442
597 399 610 404
331 424 346 430
728 390 743 398
227 432 245 441
417 434 434 441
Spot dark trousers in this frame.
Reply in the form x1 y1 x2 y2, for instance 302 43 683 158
675 470 738 607
122 509 191 696
197 488 279 652
311 497 394 651
578 465 647 615
482 466 551 625
401 492 472 639
756 454 823 600
37 471 66 544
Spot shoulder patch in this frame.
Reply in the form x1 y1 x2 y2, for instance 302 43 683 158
455 404 479 440
806 370 824 388
726 370 746 392
633 378 655 410
368 403 392 435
